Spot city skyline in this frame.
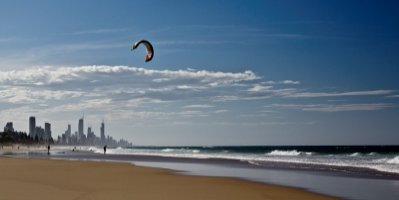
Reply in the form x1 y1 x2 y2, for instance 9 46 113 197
0 1 398 145
4 114 123 145
25 115 131 146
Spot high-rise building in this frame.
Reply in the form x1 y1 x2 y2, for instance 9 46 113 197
29 116 36 138
35 126 44 140
44 122 51 141
62 124 72 144
100 120 105 145
67 124 71 137
87 126 95 145
4 122 14 132
78 117 84 143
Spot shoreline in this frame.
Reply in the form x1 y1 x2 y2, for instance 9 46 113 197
0 156 339 200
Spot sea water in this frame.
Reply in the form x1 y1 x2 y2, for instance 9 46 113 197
88 145 399 176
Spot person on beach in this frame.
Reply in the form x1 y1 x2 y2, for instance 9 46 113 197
47 145 50 155
103 145 107 154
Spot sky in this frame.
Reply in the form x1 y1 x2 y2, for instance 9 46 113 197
0 0 398 145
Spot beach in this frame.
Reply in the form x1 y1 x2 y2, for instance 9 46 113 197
0 156 338 200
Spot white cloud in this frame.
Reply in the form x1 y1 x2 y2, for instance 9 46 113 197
74 28 126 35
152 78 171 83
265 103 394 112
183 104 215 109
0 65 258 86
248 84 273 92
213 109 228 113
0 86 83 104
288 90 394 98
281 80 300 85
263 80 300 85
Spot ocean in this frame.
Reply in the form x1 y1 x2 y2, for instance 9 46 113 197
89 145 399 177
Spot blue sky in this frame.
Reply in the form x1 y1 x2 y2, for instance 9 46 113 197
0 0 398 145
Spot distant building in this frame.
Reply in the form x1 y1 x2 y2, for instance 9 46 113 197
29 116 36 138
44 122 51 141
78 117 84 143
35 126 44 140
62 124 71 144
87 126 95 145
4 122 14 132
66 124 71 138
100 120 105 145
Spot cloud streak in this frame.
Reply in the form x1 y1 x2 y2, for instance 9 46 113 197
265 103 394 112
0 65 258 87
183 104 215 109
0 65 260 107
74 28 127 35
288 90 394 98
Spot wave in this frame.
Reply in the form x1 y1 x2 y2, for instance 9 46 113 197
81 146 399 175
192 150 200 153
267 150 301 156
162 148 174 152
161 148 201 153
349 152 360 157
387 156 399 164
267 150 313 156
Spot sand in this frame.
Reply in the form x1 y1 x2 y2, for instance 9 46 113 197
0 157 339 200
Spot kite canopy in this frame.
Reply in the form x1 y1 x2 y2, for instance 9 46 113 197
132 40 154 62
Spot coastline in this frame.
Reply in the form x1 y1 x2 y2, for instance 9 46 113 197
0 156 338 200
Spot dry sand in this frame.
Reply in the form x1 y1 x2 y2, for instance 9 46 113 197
0 157 339 200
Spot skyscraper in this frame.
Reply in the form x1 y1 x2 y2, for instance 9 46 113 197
78 117 84 143
35 126 44 140
66 124 71 137
100 120 105 145
29 116 36 138
44 122 51 141
4 122 14 132
63 124 71 144
87 126 95 145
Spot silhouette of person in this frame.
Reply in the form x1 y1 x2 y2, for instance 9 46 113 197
47 145 50 155
104 145 107 154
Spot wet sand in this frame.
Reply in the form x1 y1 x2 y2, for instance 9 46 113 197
0 157 339 200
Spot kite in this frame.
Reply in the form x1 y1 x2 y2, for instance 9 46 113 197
131 39 154 62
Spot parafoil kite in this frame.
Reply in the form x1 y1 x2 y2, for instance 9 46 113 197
131 40 154 62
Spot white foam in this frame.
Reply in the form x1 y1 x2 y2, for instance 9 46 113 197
162 148 174 152
90 147 399 175
267 150 301 156
349 152 360 157
387 156 399 164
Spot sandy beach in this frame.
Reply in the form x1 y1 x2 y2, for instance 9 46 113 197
0 157 338 200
